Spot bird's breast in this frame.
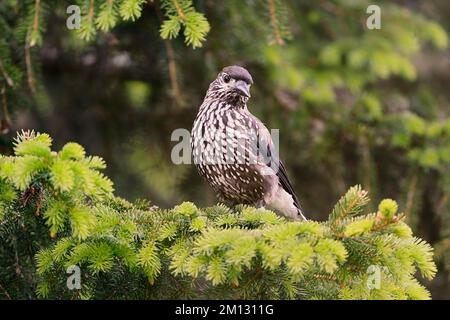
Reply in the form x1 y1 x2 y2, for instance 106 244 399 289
191 100 274 205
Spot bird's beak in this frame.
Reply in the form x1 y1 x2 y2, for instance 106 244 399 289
234 80 251 98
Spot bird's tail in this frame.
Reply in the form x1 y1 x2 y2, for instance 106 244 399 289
297 208 307 221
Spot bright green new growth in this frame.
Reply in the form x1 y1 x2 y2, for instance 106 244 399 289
0 132 437 299
159 0 210 49
378 199 398 219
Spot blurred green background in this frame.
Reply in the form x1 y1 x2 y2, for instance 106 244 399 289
0 0 449 298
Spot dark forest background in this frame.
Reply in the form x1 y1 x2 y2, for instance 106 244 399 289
0 0 449 298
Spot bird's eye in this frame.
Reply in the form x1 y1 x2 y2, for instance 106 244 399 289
223 75 231 83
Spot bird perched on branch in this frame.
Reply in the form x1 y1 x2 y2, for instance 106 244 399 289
191 65 306 220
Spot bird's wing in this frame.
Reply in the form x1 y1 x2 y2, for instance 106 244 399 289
276 160 303 213
249 114 304 213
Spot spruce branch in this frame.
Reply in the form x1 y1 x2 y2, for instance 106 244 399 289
95 0 119 31
159 0 210 48
119 0 146 21
29 0 41 47
0 281 12 300
164 33 183 105
266 0 291 46
0 132 438 299
155 2 184 106
0 58 14 87
267 0 284 46
78 0 97 41
24 29 36 93
172 0 187 20
0 86 11 134
329 185 369 224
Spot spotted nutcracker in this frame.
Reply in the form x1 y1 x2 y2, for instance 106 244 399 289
191 66 306 220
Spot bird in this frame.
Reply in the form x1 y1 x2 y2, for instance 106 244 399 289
191 65 306 221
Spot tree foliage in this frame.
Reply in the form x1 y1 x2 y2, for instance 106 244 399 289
0 132 437 299
0 0 449 298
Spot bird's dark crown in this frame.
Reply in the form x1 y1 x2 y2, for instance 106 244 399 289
221 66 253 84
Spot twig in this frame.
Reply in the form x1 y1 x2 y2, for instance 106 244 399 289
333 189 368 225
172 0 186 21
88 0 95 19
25 27 36 93
0 282 12 300
267 0 284 45
359 135 372 198
372 213 405 232
164 40 184 106
241 266 263 290
1 86 11 134
0 58 14 87
154 0 184 106
35 188 43 216
31 0 41 45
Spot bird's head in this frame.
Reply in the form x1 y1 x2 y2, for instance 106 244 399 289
208 65 253 104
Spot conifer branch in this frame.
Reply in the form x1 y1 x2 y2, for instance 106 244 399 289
0 282 12 300
172 0 186 21
78 0 97 41
267 0 284 46
25 28 36 93
30 0 41 47
0 58 14 88
159 0 210 48
155 1 184 106
88 0 95 19
0 134 437 299
329 185 369 224
0 86 11 134
164 36 183 106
